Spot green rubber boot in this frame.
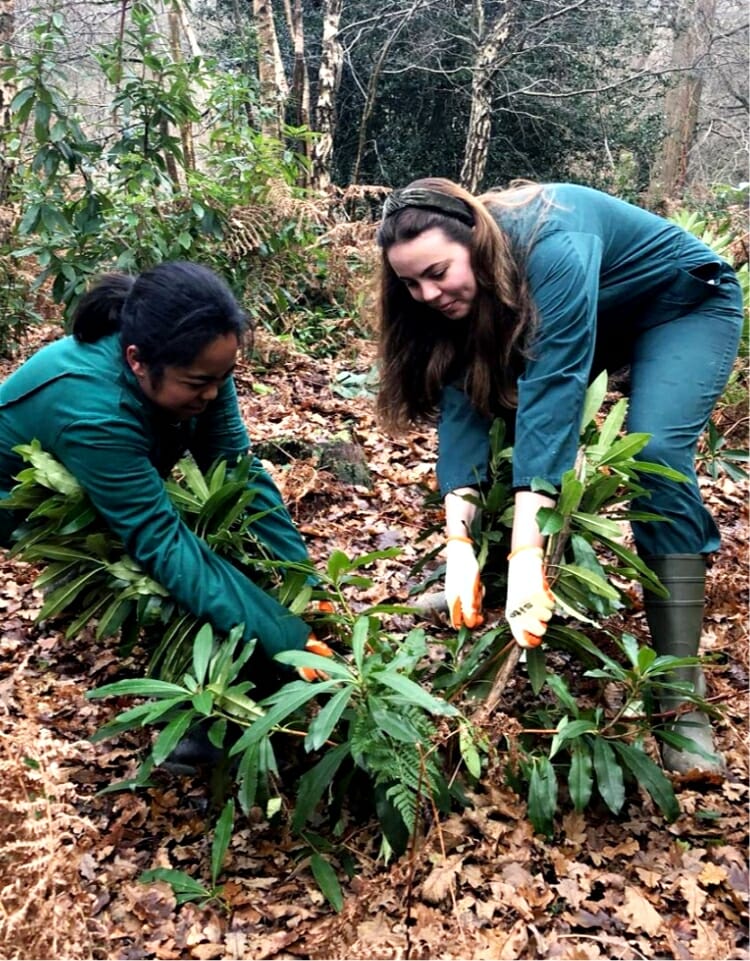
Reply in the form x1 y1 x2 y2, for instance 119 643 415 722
643 554 726 776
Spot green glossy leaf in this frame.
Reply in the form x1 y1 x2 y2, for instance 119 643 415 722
545 673 579 715
527 756 557 836
598 434 651 465
351 616 369 673
211 799 235 886
622 460 688 482
214 685 264 720
192 623 214 686
369 704 421 742
37 568 103 621
310 853 344 912
152 711 194 765
306 686 353 752
595 397 628 451
570 512 624 539
568 740 594 812
326 549 352 580
592 737 625 814
559 563 620 600
87 678 188 700
613 741 679 821
95 596 135 639
580 370 608 430
459 723 482 779
274 650 354 682
191 690 213 715
621 633 640 668
525 645 547 695
231 680 339 753
557 473 584 516
292 742 350 832
376 670 458 716
139 868 209 902
550 717 597 758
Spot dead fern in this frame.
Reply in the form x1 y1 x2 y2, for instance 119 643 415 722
0 713 97 961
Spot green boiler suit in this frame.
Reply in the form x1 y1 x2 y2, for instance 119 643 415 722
0 332 311 658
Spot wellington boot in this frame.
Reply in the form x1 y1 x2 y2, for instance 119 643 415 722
643 554 726 777
163 719 234 776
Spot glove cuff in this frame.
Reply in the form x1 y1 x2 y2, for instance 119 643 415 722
507 545 544 561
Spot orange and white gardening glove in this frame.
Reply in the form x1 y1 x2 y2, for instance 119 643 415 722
298 635 334 682
505 545 555 648
445 536 484 629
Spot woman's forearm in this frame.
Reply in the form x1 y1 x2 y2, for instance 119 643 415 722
444 487 479 538
511 490 556 552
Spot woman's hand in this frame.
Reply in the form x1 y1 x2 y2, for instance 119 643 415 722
505 546 554 647
444 488 484 629
298 635 335 681
445 537 484 628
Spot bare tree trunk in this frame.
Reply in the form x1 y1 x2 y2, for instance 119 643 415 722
0 0 16 201
167 5 195 174
310 0 344 191
253 0 289 140
647 0 718 205
290 0 312 178
291 0 310 129
350 0 426 185
460 0 511 193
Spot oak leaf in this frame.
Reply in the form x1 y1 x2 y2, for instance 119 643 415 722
616 886 662 935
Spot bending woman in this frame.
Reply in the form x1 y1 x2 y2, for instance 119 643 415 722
375 178 743 775
0 261 330 680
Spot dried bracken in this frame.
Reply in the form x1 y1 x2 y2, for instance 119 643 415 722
0 713 97 961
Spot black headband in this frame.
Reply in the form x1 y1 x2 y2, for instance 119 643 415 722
382 187 475 227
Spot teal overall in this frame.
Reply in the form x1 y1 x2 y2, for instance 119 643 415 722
435 184 743 773
436 184 743 558
0 333 311 659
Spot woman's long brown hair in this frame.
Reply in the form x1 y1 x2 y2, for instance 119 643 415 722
375 177 544 432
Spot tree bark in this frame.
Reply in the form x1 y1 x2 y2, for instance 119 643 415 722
290 0 310 130
311 0 344 191
166 5 195 174
460 1 511 193
253 0 289 140
0 0 15 201
647 0 718 205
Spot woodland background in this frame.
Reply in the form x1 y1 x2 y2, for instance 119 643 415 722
0 1 748 959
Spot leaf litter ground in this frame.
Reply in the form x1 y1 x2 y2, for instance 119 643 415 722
0 328 747 961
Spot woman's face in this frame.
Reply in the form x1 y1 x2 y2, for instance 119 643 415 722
126 332 239 421
386 227 477 320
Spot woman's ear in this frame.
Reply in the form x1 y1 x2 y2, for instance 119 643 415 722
125 344 145 377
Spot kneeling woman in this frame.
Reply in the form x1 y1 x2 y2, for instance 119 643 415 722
0 261 330 682
375 178 743 775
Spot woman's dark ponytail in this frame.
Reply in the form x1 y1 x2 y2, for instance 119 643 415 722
72 273 135 343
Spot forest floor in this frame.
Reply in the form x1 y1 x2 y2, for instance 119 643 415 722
0 325 748 961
